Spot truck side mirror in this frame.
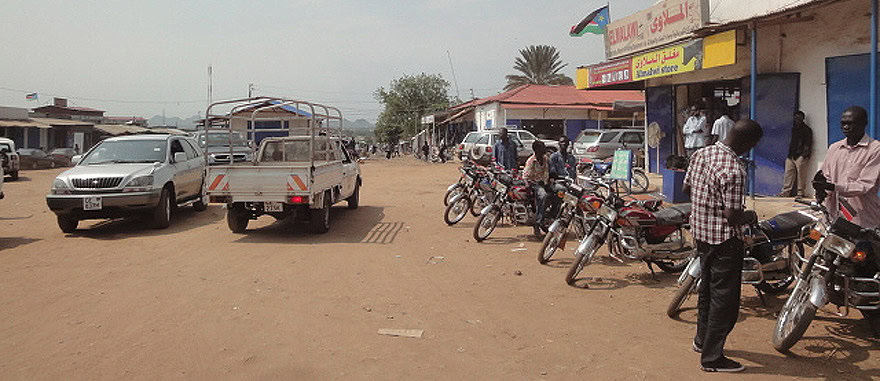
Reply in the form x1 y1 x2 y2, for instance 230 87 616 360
173 152 187 163
71 155 82 165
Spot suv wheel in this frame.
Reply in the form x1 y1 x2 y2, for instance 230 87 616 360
193 181 208 212
57 214 78 233
151 187 172 229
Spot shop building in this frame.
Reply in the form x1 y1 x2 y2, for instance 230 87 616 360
577 0 877 197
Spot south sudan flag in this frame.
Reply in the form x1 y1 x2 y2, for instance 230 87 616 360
570 6 610 36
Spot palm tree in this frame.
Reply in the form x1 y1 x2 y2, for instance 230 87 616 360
504 45 574 91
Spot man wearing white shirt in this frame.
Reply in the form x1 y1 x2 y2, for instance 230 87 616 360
683 106 709 157
711 110 735 144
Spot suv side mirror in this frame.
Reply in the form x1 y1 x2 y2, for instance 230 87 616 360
173 152 187 163
71 155 82 165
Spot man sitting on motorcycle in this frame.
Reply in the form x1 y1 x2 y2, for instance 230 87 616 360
524 140 551 237
548 136 577 219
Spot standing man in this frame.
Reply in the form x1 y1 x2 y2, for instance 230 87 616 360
779 111 813 197
421 141 429 161
523 140 550 237
493 128 518 170
813 106 880 337
684 119 763 373
710 108 735 145
549 136 577 179
683 106 709 157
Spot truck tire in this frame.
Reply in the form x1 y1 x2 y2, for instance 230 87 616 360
57 214 78 233
310 193 331 234
227 204 249 233
151 187 172 229
346 180 360 209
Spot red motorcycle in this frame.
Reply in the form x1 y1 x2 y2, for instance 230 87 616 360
472 169 538 242
565 180 691 286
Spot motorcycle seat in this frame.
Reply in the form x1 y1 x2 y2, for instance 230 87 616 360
497 174 526 187
654 204 691 225
759 210 815 241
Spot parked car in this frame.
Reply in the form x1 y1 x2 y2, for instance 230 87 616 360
193 130 255 165
46 134 208 233
0 137 20 180
508 128 559 152
18 148 58 169
459 131 529 166
48 148 77 167
572 128 645 160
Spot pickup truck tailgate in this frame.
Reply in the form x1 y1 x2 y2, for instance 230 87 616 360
206 166 310 201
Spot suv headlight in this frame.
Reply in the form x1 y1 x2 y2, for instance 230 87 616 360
123 175 153 192
50 179 71 195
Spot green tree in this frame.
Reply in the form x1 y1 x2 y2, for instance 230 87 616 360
504 45 574 91
374 73 451 143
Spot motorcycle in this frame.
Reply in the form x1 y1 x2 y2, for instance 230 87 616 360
564 180 688 286
772 198 880 352
444 165 495 225
666 207 820 318
537 180 605 264
472 170 547 242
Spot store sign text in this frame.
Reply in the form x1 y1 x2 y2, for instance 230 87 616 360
604 0 708 59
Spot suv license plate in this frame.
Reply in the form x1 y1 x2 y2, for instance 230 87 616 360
83 196 102 211
264 202 283 212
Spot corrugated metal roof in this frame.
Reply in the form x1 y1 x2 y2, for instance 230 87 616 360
708 0 825 26
475 85 643 108
30 117 95 126
0 119 50 128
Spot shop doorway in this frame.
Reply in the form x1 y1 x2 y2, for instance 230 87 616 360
519 119 565 140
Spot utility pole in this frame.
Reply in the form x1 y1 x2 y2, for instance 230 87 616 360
207 65 213 106
469 88 475 100
248 83 253 98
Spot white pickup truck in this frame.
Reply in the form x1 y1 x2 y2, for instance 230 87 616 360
203 97 361 234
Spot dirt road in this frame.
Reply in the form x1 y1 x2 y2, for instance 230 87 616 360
0 157 877 380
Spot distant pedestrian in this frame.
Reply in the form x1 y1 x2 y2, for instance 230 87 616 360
710 108 734 144
422 141 429 161
779 111 813 197
493 128 518 170
684 119 763 373
74 144 80 154
683 105 709 157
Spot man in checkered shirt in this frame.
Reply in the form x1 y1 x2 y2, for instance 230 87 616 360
683 119 763 373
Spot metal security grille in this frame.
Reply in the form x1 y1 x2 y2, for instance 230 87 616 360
71 177 124 189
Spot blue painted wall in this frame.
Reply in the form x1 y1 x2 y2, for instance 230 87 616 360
826 53 874 144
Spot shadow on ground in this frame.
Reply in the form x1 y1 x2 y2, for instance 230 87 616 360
67 205 225 239
232 205 398 244
0 237 41 251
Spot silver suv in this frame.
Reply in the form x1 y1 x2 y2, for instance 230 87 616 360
46 134 208 233
456 131 529 165
572 128 644 160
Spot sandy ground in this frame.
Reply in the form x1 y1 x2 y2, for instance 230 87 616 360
0 156 878 380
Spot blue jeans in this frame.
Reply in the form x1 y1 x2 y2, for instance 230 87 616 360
532 184 548 225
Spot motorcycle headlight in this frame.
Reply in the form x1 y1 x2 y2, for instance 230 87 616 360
124 175 153 192
822 233 856 258
50 179 70 195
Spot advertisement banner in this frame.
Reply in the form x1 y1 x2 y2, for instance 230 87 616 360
702 30 737 69
575 67 590 90
604 0 708 59
587 58 633 88
631 39 703 81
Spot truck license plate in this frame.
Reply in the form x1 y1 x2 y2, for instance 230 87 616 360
264 202 283 212
83 196 102 211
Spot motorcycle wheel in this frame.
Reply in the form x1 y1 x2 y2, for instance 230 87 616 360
772 277 818 352
473 206 500 242
565 233 602 285
666 274 696 318
470 192 488 217
444 195 471 226
756 243 803 295
444 184 464 206
538 229 563 264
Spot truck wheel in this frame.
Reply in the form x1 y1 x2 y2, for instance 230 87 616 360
227 204 249 233
57 214 78 233
310 193 331 234
9 171 18 181
346 180 360 209
151 187 172 229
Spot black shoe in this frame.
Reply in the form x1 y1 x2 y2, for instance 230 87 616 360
533 225 542 237
692 341 702 353
701 357 744 373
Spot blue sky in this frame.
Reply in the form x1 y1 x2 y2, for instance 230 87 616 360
0 0 655 121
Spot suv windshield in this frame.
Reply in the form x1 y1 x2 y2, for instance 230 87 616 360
577 131 601 144
81 140 167 165
199 132 247 147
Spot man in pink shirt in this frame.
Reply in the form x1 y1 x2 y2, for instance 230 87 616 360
814 105 880 337
816 106 880 228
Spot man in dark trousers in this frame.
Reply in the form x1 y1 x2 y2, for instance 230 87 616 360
779 111 813 197
684 119 763 373
493 128 518 170
421 141 429 161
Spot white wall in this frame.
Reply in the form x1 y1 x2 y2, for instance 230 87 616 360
474 103 503 131
505 108 595 121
